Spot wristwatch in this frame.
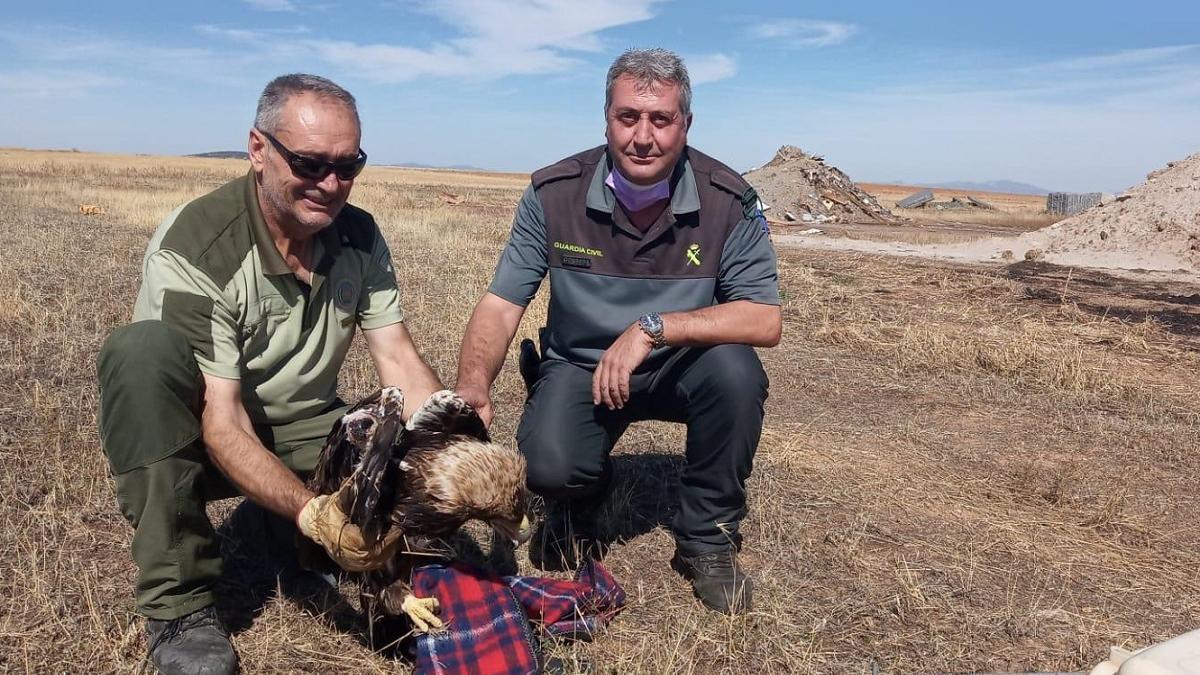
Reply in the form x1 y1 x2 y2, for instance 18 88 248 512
637 312 667 348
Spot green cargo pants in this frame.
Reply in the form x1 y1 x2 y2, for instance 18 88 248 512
96 320 346 620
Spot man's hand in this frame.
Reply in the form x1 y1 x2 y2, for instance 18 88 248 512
456 293 526 427
455 384 495 428
593 323 654 410
297 494 401 572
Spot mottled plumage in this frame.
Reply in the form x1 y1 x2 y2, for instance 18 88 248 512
304 388 529 623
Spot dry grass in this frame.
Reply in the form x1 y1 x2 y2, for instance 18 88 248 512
2 149 1200 673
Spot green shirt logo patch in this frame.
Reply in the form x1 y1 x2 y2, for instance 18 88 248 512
335 279 358 311
685 243 702 266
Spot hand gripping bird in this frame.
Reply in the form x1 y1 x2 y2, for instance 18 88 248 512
303 388 530 632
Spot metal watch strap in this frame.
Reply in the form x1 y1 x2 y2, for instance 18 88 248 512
638 312 667 348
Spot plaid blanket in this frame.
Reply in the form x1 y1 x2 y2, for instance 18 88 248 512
412 559 626 675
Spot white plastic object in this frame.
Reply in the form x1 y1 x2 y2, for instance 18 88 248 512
1119 628 1200 674
1091 646 1141 675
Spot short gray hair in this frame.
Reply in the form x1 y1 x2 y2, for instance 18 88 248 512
604 48 692 118
254 73 360 134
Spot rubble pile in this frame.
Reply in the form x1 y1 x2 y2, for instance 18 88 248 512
896 188 998 212
1017 151 1200 270
744 146 901 225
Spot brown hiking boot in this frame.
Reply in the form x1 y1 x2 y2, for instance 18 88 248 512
145 606 238 675
670 548 753 614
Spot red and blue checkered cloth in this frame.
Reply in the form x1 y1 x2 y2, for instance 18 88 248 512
411 559 626 675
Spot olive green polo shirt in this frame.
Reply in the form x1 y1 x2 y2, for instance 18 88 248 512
132 172 404 425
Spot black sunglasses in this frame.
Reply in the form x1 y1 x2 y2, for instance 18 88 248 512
257 129 367 181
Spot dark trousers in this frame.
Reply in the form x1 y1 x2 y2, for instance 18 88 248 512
517 344 768 556
96 320 343 619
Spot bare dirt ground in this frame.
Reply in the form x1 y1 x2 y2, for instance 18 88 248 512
2 150 1199 674
781 171 1200 278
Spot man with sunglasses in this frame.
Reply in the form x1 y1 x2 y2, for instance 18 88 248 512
456 49 780 616
96 73 442 675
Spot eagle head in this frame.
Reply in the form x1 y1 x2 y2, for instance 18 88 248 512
408 438 530 545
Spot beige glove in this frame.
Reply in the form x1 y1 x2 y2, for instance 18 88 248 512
297 494 401 573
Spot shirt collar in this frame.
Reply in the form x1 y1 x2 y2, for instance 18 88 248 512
585 148 700 217
243 171 292 276
242 170 344 277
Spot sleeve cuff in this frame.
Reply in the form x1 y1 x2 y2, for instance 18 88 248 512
486 283 531 308
358 310 406 331
724 292 781 306
195 359 241 380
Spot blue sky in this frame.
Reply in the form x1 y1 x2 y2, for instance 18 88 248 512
1 0 1196 192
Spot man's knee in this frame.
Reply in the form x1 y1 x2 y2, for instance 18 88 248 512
98 320 199 392
521 440 579 499
98 320 205 473
517 360 612 500
690 344 768 405
518 420 610 501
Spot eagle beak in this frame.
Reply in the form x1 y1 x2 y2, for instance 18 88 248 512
492 515 532 547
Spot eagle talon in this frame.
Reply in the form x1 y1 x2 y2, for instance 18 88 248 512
401 594 444 633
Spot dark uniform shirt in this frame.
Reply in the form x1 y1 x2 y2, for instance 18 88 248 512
488 145 779 372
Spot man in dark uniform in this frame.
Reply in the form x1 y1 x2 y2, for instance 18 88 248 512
455 48 780 614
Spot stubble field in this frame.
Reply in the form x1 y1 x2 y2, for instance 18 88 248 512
1 148 1198 673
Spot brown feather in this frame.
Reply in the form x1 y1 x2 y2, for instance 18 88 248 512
304 390 529 624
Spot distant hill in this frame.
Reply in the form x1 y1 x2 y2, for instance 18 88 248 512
918 180 1051 196
388 161 491 172
187 151 248 160
182 152 492 172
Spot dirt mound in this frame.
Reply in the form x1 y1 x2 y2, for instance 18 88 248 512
745 146 901 225
1018 152 1200 271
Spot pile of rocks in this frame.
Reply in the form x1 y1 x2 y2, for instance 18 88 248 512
744 146 901 225
1015 151 1200 271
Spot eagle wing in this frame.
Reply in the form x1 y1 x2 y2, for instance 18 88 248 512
405 390 489 442
309 404 367 495
310 388 394 491
309 388 413 547
345 412 404 546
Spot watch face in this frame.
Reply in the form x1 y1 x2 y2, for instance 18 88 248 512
641 313 663 333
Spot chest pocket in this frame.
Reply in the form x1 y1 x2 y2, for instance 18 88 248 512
242 295 294 350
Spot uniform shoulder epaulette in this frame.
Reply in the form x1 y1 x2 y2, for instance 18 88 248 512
709 165 750 197
531 158 583 189
336 204 377 253
709 166 761 219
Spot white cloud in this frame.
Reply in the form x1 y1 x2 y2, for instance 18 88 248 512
0 24 295 89
686 53 736 85
0 69 123 97
243 0 297 11
194 24 311 44
306 0 668 82
714 43 1200 193
887 43 1200 106
748 19 858 48
1 2 671 88
418 0 663 51
1046 44 1200 71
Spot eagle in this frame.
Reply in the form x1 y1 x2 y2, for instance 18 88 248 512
303 387 530 631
